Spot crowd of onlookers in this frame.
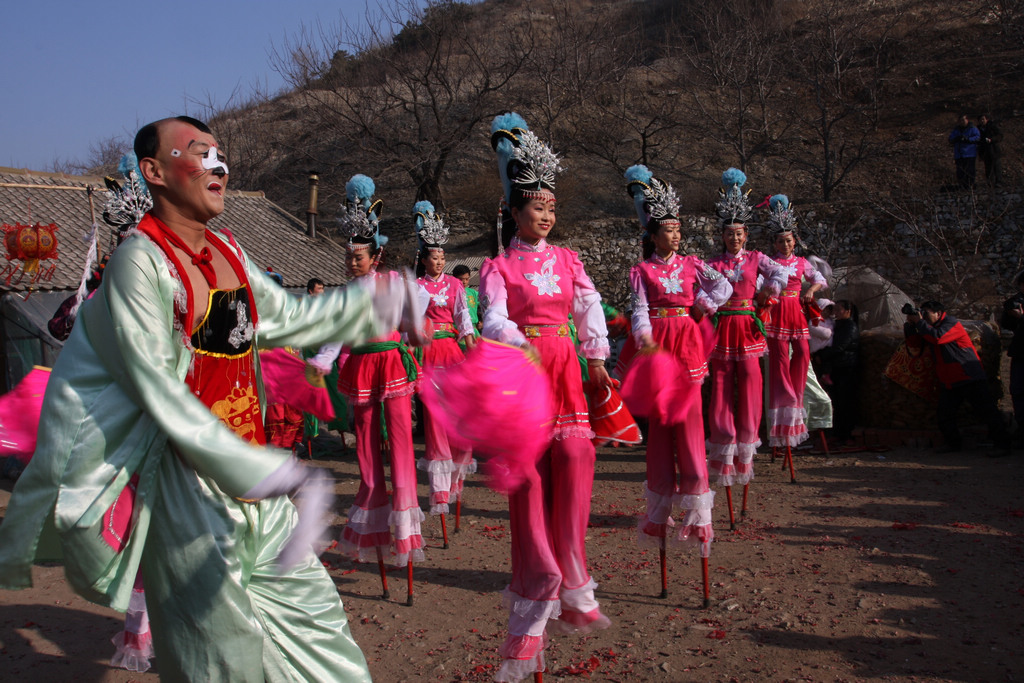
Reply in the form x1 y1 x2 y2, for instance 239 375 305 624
949 112 1004 189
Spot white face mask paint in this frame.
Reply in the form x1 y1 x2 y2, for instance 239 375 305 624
201 146 229 176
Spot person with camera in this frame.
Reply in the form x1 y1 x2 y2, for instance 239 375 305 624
999 272 1024 441
948 113 981 189
904 301 1010 455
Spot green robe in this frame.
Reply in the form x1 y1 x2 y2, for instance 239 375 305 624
0 229 380 681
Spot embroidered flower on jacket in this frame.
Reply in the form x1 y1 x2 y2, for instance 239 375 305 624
431 282 450 308
525 255 562 296
658 263 685 295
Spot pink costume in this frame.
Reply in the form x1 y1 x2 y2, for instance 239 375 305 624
627 253 731 557
481 235 611 682
764 255 827 447
417 273 476 514
705 249 787 485
338 270 425 567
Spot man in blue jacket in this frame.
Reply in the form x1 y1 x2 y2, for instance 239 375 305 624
948 114 981 189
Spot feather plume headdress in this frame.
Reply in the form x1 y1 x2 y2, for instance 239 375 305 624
489 112 563 254
339 173 387 250
413 200 448 252
765 193 798 237
715 167 753 226
625 164 680 232
102 152 152 245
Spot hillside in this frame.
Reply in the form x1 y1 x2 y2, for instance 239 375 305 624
200 0 1024 308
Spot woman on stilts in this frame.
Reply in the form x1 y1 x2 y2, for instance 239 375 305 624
705 169 787 528
412 201 477 548
621 165 732 606
764 194 827 482
481 113 612 683
337 174 425 605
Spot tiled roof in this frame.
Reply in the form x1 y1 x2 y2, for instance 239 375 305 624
0 169 349 292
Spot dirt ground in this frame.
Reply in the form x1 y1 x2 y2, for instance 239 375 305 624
1 435 1022 683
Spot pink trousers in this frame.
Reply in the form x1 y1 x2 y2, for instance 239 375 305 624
420 406 475 515
639 404 714 558
707 357 761 486
496 436 609 682
767 337 810 447
340 394 425 566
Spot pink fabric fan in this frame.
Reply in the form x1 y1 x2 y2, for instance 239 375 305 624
259 349 335 421
420 339 553 495
0 366 51 464
620 350 700 426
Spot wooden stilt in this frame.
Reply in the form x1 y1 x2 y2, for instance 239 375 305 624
406 561 414 606
440 513 449 549
701 556 710 609
658 534 668 599
818 429 830 455
534 670 544 683
306 439 313 460
376 547 390 600
786 444 797 483
771 446 777 463
454 498 462 533
741 483 749 517
725 486 736 531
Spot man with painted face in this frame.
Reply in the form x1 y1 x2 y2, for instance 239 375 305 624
0 116 421 681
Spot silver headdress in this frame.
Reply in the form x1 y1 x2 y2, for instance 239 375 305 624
625 164 680 231
509 130 563 198
339 173 386 251
765 194 798 236
715 167 753 226
103 152 152 246
413 200 448 252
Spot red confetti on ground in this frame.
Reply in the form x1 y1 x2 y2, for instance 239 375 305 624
340 568 357 575
558 656 601 675
892 522 919 530
707 630 727 639
949 522 976 529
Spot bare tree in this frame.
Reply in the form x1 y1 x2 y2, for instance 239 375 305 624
48 135 129 176
672 0 791 172
272 0 534 208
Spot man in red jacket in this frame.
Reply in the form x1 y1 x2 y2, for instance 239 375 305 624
905 301 1010 455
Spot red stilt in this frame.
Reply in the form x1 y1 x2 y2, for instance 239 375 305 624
741 483 749 517
786 444 797 483
534 670 544 683
406 561 414 606
440 513 449 549
454 498 462 533
725 486 736 531
818 429 830 455
658 534 668 599
375 547 390 600
701 556 710 609
770 446 777 463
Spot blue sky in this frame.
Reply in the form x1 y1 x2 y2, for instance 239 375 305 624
0 1 420 171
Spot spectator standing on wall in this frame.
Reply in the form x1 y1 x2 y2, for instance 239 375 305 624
948 113 981 190
978 113 1004 187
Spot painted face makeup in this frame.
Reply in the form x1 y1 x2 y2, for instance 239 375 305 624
159 120 229 221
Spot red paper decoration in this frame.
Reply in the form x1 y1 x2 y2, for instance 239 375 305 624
3 222 59 274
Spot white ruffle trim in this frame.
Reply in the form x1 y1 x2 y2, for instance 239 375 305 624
495 652 546 683
768 406 806 428
502 587 562 636
345 502 393 534
429 503 450 516
673 489 715 528
391 547 426 567
417 457 458 474
453 458 478 479
707 440 758 487
768 430 810 448
559 577 599 614
390 506 425 543
643 481 675 525
552 426 597 441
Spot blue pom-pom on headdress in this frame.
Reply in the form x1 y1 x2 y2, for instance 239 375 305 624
117 152 149 196
346 174 376 205
376 234 389 248
624 164 653 191
413 200 435 216
721 168 747 189
769 194 789 212
490 112 528 136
